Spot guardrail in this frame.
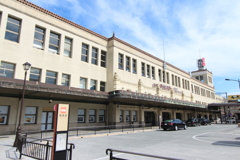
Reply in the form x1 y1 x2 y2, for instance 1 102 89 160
24 124 154 141
106 148 184 160
16 134 75 160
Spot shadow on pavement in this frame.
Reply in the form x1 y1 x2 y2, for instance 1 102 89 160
212 141 240 147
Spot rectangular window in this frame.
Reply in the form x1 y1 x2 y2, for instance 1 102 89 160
5 16 21 42
46 71 57 84
166 72 169 84
133 111 137 122
49 32 60 54
89 109 96 123
126 56 130 72
152 67 155 79
178 77 181 87
33 26 45 49
118 54 123 69
64 37 72 57
208 76 212 83
172 75 174 85
0 106 9 125
162 71 165 83
99 110 105 122
81 44 88 62
132 59 137 74
141 62 145 76
62 74 70 86
119 110 123 122
78 109 85 123
126 110 130 122
182 79 185 89
30 68 41 82
158 69 161 82
147 65 150 78
91 47 98 65
101 51 106 67
80 78 87 89
90 79 96 90
175 76 178 86
0 62 15 78
100 81 106 92
200 76 204 82
24 107 37 124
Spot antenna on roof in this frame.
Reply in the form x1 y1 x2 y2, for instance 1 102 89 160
112 32 115 38
163 40 167 70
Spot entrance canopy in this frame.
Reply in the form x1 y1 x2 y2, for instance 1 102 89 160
208 103 240 110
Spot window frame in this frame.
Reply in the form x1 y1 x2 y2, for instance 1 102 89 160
79 77 87 89
64 37 72 57
78 109 85 123
0 106 9 125
24 106 37 124
91 47 98 65
5 16 21 43
33 26 45 49
61 74 70 86
118 54 124 70
141 62 145 77
45 70 57 84
100 81 106 92
89 109 96 123
29 67 41 82
132 59 137 74
48 31 60 54
100 50 107 67
81 44 89 62
126 56 130 72
0 62 15 78
90 79 97 90
99 109 105 122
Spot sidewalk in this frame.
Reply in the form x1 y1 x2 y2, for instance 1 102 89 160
0 126 160 160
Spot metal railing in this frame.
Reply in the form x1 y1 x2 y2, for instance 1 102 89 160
106 148 184 160
16 134 75 160
24 124 155 141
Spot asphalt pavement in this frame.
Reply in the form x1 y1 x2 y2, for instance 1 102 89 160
0 124 240 160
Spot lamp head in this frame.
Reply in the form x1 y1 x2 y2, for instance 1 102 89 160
23 62 31 71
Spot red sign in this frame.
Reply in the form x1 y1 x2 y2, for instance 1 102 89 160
54 104 58 111
202 58 206 66
60 107 67 114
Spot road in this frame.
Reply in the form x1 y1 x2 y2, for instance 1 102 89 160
0 124 239 160
68 124 240 160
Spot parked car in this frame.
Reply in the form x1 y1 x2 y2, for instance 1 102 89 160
161 119 187 131
186 118 200 127
198 118 211 125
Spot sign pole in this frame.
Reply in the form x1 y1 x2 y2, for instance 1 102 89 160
51 104 69 160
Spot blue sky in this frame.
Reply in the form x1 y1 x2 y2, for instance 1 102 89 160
28 0 240 97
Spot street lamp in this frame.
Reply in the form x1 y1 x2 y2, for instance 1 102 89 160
13 62 31 147
225 79 240 90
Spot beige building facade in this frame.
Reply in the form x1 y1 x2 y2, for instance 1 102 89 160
0 0 224 135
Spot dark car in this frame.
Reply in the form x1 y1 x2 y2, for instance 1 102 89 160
161 119 187 131
198 118 211 125
186 118 200 127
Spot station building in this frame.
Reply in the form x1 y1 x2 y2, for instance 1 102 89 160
0 0 224 135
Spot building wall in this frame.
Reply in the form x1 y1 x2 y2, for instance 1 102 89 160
0 0 222 134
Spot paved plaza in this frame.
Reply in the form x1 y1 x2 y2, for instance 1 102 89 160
0 124 240 160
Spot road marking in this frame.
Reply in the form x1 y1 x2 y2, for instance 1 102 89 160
192 132 240 147
192 132 212 143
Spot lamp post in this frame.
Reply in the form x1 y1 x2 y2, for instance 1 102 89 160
225 79 240 90
13 62 31 147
